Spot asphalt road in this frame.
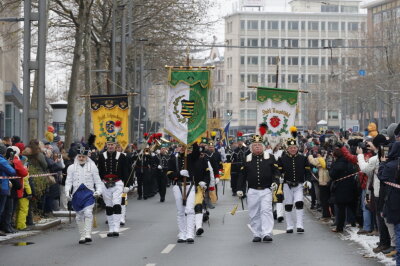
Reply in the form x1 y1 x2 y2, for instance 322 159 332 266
0 182 380 266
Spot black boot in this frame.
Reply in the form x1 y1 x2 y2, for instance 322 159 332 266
252 237 261 242
262 236 273 242
297 228 305 233
186 238 194 244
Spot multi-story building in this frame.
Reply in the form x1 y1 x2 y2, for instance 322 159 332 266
224 0 367 132
0 3 23 138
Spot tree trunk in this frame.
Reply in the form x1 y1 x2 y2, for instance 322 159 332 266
83 9 92 139
64 0 88 149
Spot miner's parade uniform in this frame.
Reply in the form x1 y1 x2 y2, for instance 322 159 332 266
231 132 250 197
116 145 134 226
167 143 200 244
153 143 170 202
135 148 154 200
278 137 311 233
237 135 280 243
97 139 129 237
65 146 102 244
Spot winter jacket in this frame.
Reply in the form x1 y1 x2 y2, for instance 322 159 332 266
329 157 358 204
357 154 380 198
341 146 372 190
378 142 400 224
0 155 17 195
308 155 330 186
13 156 29 199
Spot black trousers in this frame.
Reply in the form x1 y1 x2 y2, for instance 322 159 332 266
137 176 143 198
375 196 391 247
157 171 167 200
230 172 238 192
319 185 331 218
336 202 356 231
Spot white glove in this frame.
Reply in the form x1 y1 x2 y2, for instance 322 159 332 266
180 170 189 177
303 181 312 189
156 149 161 154
129 185 134 191
271 183 278 191
151 152 156 156
66 193 72 201
215 178 220 184
157 165 162 170
93 191 101 198
123 187 130 193
199 181 207 189
237 191 244 197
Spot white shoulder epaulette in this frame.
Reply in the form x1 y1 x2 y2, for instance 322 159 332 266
246 152 270 162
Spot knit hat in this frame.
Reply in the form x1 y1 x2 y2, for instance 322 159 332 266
0 143 7 156
387 123 398 139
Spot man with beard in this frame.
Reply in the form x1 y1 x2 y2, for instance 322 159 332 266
65 145 102 244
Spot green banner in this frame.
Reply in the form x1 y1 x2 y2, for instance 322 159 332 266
187 82 208 145
168 69 210 88
256 87 298 105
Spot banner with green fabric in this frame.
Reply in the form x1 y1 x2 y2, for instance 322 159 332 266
165 69 210 145
256 87 298 137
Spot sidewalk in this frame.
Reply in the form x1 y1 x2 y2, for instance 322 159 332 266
304 195 395 266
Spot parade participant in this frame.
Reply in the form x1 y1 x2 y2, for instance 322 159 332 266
135 147 154 200
116 144 133 226
97 138 129 237
237 135 280 242
194 145 213 236
167 143 200 244
154 143 170 202
278 127 311 233
65 145 102 244
231 132 250 197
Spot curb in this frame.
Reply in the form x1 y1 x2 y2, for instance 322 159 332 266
31 218 62 231
53 211 76 218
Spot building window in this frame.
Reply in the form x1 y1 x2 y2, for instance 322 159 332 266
268 20 279 30
247 56 258 65
247 38 258 47
288 21 299 30
286 39 299 48
268 56 278 65
247 74 258 83
240 74 245 83
240 91 245 98
328 57 339 65
321 21 325 30
288 56 299 66
321 5 339 12
261 56 265 66
308 74 319 84
328 22 339 31
268 38 280 48
268 74 276 83
327 39 343 47
341 22 346 31
240 38 245 47
301 21 305 30
5 103 12 137
301 57 306 66
240 20 245 30
261 20 265 30
308 21 319 30
308 39 319 48
341 6 358 13
348 39 359 46
247 20 258 30
261 74 266 84
249 92 257 101
240 110 246 120
248 109 257 120
321 57 326 66
281 21 286 30
240 56 245 65
321 75 326 83
308 57 319 66
261 38 265 47
227 22 233 33
348 22 359 31
281 56 285 65
328 110 339 119
288 74 299 83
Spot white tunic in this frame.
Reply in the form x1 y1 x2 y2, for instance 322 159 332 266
65 158 103 195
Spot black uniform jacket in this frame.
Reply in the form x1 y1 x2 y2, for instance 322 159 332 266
167 143 200 183
98 151 129 184
238 152 280 190
278 152 311 184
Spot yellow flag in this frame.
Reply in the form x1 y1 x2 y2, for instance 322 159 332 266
90 95 129 150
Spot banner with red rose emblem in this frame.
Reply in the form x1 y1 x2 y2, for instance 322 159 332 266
90 94 129 150
256 87 298 138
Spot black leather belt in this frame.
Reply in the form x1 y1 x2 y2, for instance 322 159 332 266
286 181 299 187
253 186 267 190
173 181 193 186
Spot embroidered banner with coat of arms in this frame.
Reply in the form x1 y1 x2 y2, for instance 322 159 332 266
256 87 298 138
165 69 210 145
90 94 129 150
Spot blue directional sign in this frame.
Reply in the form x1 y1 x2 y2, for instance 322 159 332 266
358 69 366 76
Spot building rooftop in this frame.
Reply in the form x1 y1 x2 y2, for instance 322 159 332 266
362 0 394 8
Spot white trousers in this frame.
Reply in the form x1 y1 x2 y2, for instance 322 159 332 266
247 188 274 238
276 202 284 219
102 181 123 233
283 184 304 230
173 184 195 240
76 204 94 239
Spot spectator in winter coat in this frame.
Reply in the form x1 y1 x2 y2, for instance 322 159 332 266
329 148 358 233
378 141 400 265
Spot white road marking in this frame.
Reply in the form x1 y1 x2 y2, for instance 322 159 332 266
99 233 107 238
146 264 156 266
92 231 99 234
272 229 286 235
161 244 176 254
120 227 130 232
